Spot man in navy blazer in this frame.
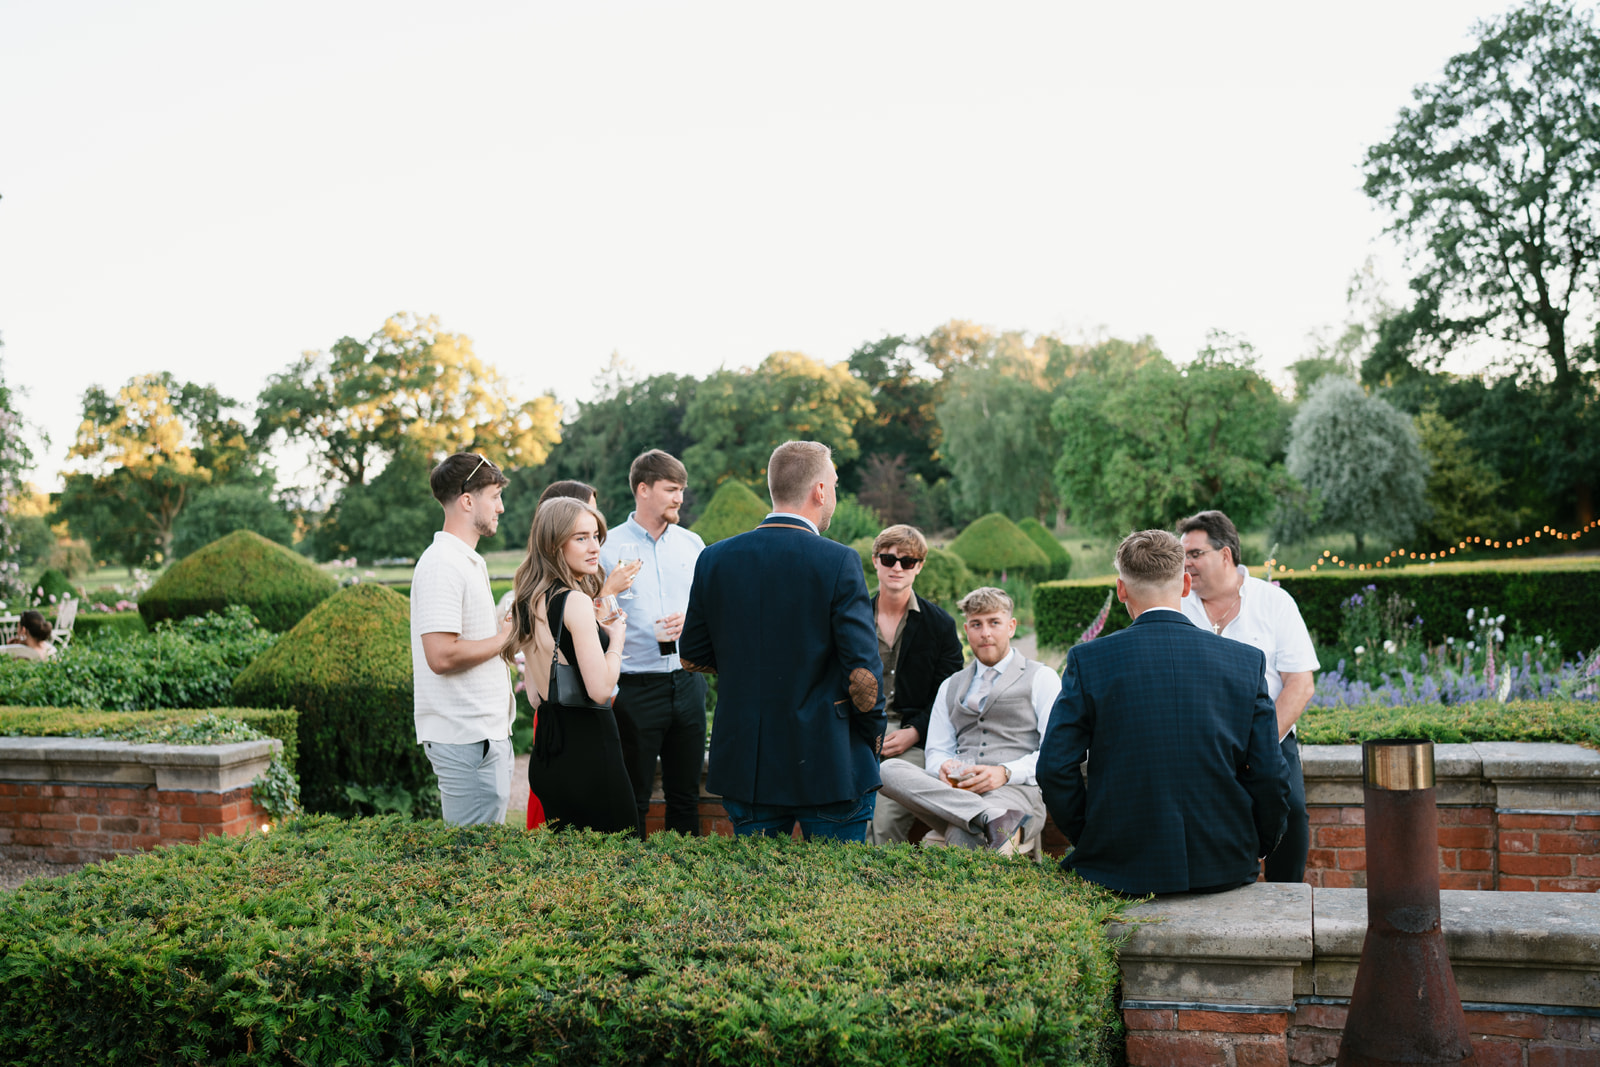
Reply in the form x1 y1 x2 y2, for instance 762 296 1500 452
679 441 886 841
1038 529 1289 895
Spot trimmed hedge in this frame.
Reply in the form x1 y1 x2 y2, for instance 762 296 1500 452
31 568 77 605
690 479 770 544
70 612 146 643
232 583 430 817
0 818 1128 1065
948 513 1050 578
139 529 339 632
0 706 299 773
1298 699 1599 748
1017 518 1073 581
1036 566 1600 652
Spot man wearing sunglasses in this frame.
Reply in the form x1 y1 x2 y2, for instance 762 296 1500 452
865 525 965 845
412 452 517 826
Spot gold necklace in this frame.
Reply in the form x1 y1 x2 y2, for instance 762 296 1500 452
1207 591 1242 634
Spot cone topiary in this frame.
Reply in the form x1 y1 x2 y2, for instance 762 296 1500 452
691 480 771 545
139 529 338 632
32 568 78 607
1017 517 1073 581
232 582 432 816
947 513 1051 579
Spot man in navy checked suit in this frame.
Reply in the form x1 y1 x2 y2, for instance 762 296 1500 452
1038 529 1289 895
679 441 886 841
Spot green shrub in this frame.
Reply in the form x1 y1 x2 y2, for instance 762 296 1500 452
823 492 884 545
1298 699 1600 747
1036 579 1126 649
0 607 278 711
387 579 513 602
169 484 296 560
139 529 339 632
690 480 770 544
232 583 432 817
70 612 147 644
947 513 1050 579
1017 517 1073 581
0 705 299 775
0 819 1128 1066
30 568 77 607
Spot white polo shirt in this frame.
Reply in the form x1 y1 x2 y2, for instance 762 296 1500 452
1181 564 1319 735
411 531 514 744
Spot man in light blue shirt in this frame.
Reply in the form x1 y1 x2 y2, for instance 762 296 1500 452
598 450 708 835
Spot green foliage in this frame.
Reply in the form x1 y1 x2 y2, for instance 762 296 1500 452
170 484 295 560
1298 700 1599 747
1016 517 1073 581
1053 339 1291 537
1282 376 1430 554
683 351 874 489
30 568 77 606
918 547 977 605
823 492 883 545
0 346 36 608
10 516 53 571
306 445 482 562
0 705 299 778
0 607 278 711
231 583 434 818
1036 580 1132 649
0 819 1129 1066
842 333 949 493
1413 408 1521 552
947 513 1050 578
139 529 338 632
70 612 147 644
690 480 770 545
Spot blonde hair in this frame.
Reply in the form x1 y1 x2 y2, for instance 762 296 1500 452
872 524 928 559
767 441 833 508
1115 529 1185 593
957 586 1013 618
502 497 607 663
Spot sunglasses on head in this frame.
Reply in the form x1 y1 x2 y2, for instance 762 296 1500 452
877 553 923 570
460 455 489 497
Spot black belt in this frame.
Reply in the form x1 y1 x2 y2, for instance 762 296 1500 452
617 671 677 687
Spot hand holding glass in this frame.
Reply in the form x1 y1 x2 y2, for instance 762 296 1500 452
615 546 642 599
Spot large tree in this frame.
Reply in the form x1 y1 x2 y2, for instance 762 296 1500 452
1283 376 1431 554
0 340 37 607
1363 0 1600 395
682 351 873 491
256 313 561 489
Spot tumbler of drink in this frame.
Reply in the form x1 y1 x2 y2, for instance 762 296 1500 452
595 594 621 624
947 760 976 784
653 617 676 657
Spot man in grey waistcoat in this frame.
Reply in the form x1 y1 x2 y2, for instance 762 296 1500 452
877 586 1061 852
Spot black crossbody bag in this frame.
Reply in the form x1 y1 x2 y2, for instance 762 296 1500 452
544 588 610 711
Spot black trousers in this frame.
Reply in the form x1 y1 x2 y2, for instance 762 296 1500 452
613 671 708 836
1264 731 1309 882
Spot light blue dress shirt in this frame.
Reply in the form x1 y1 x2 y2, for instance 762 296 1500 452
599 513 705 673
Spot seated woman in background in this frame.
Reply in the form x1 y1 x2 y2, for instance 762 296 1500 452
502 497 639 835
1 611 55 662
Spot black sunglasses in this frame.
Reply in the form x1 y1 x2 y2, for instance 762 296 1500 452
877 553 923 570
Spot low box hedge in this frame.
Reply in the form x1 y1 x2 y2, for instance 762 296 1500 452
70 612 147 643
1298 699 1600 748
1036 565 1600 652
0 818 1128 1066
0 706 300 773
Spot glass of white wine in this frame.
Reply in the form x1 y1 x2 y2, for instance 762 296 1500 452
615 544 642 599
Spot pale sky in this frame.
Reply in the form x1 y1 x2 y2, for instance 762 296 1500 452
1 0 1516 492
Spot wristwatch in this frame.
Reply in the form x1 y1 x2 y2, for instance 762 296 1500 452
1001 765 1012 783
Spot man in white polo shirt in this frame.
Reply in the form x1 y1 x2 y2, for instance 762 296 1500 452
411 452 516 825
1178 510 1319 882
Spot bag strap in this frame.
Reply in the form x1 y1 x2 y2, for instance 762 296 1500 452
546 587 570 683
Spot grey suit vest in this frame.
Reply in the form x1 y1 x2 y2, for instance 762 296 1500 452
942 656 1046 766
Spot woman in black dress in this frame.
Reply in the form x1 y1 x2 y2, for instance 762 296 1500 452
502 496 638 835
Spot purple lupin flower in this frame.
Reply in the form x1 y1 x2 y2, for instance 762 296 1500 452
1077 589 1115 645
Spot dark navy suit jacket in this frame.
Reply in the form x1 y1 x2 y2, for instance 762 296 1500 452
1038 608 1290 895
679 515 886 807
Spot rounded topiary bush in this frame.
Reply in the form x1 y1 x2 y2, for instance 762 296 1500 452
947 513 1050 579
1017 517 1073 581
31 568 78 606
232 582 429 816
139 529 339 632
691 480 770 545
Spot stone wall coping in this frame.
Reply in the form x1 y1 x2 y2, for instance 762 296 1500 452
0 736 281 792
1301 741 1600 796
1473 741 1600 780
1313 887 1600 966
1109 882 1312 961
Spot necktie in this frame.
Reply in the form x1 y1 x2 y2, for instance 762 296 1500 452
967 666 998 712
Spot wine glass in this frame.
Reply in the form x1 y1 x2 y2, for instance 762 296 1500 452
615 544 642 599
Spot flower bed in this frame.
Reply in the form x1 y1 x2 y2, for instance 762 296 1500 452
0 818 1128 1066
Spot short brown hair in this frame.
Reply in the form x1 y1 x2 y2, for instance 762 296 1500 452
429 452 509 506
629 450 688 494
957 586 1013 618
538 480 596 508
872 524 928 559
1176 510 1244 567
1115 529 1185 591
767 441 833 508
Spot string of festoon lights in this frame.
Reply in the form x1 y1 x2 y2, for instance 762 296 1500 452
1257 518 1600 577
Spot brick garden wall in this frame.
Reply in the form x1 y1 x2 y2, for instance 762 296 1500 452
0 781 266 865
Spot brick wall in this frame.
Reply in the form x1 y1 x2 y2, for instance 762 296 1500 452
0 781 266 865
1301 804 1600 893
1123 1002 1600 1067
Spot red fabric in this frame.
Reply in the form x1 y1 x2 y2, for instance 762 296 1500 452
525 705 546 829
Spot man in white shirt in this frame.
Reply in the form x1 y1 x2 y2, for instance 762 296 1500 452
411 452 516 826
1178 510 1320 881
877 586 1060 853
